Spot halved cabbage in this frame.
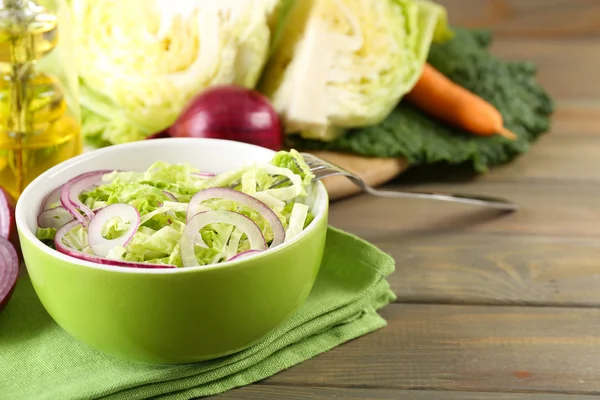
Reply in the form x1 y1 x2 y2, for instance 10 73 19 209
72 0 279 146
259 0 452 141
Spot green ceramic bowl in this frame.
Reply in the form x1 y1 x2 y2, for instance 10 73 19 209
16 138 328 364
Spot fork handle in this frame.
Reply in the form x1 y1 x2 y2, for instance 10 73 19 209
362 185 518 211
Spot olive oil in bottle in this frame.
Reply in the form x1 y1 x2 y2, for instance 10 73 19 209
0 0 81 199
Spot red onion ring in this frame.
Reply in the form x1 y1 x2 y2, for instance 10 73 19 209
88 204 140 257
162 191 178 201
0 187 15 242
228 250 262 262
60 170 113 225
37 207 75 229
54 221 175 269
192 172 216 178
55 220 81 250
0 237 19 311
187 188 285 247
226 228 243 259
181 210 266 267
41 186 63 211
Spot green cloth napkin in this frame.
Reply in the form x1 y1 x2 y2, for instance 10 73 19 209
0 227 396 400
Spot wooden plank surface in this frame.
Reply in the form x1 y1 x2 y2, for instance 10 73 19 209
265 304 600 394
405 135 600 184
215 386 595 400
395 132 600 185
383 234 600 306
436 0 600 37
551 103 600 136
490 39 600 101
329 181 600 237
481 136 600 182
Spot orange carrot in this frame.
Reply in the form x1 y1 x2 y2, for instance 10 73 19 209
405 63 517 141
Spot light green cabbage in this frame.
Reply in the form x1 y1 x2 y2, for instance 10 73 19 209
259 0 453 141
71 0 280 147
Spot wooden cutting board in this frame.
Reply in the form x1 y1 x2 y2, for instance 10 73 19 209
310 151 409 201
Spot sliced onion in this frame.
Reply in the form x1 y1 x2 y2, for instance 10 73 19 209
226 228 244 259
181 210 266 268
60 170 113 225
41 186 63 211
187 188 285 247
37 207 75 229
54 221 175 269
55 220 81 250
192 172 216 178
228 250 262 262
162 191 178 201
0 237 19 312
88 204 140 257
0 187 15 242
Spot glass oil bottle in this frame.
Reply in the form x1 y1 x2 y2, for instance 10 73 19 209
0 0 81 199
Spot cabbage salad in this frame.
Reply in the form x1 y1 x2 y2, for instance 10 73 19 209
36 150 315 269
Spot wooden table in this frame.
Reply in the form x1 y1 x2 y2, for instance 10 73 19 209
214 1 600 398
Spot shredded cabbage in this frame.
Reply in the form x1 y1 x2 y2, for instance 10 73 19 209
285 203 310 242
37 150 316 267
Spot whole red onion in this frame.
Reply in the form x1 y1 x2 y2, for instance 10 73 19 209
168 85 284 151
145 130 170 140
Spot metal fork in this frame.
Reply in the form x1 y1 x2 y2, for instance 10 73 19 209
297 153 518 211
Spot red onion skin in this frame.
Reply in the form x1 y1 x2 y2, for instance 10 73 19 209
181 210 267 267
55 221 175 270
37 207 75 229
0 283 16 312
145 130 170 140
0 187 19 252
71 251 177 269
0 238 19 312
187 188 285 247
42 186 63 211
60 170 113 225
162 191 178 202
69 252 177 269
168 85 284 151
87 204 140 256
229 250 262 262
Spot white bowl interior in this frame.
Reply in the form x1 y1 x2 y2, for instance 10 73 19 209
16 138 328 274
